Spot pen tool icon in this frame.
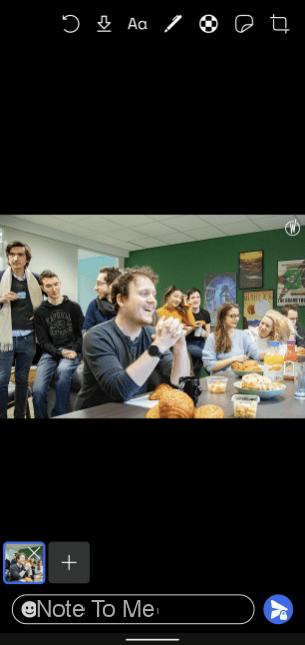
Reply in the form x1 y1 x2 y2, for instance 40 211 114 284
164 15 183 33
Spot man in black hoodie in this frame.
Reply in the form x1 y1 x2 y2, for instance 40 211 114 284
33 271 84 417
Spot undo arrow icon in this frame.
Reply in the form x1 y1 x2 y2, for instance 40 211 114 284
62 14 80 33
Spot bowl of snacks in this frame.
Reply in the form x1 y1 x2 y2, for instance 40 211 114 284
234 373 286 399
231 394 260 419
231 360 264 377
206 376 228 394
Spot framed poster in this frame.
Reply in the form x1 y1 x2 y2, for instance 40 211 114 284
239 250 263 289
277 259 305 306
243 290 274 328
204 273 236 326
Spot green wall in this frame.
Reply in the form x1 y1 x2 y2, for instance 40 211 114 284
126 226 305 328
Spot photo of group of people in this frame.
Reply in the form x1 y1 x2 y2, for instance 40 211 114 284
3 542 45 584
1 215 305 420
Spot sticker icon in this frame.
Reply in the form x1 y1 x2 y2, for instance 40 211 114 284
199 15 218 34
263 595 293 624
235 15 254 33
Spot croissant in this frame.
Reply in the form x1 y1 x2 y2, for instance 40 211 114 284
159 389 195 419
149 383 174 400
145 404 161 418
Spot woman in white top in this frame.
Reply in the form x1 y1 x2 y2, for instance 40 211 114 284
247 309 292 355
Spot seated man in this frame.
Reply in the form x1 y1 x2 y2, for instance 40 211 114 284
186 288 211 376
33 271 84 417
75 267 191 410
281 304 305 348
9 553 32 581
83 266 121 332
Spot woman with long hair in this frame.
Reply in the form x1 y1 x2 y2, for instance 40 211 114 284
202 303 260 373
157 285 196 334
247 309 292 354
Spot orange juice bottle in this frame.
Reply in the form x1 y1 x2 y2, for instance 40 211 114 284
284 340 297 380
264 341 284 382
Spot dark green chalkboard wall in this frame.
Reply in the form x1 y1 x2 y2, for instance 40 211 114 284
126 226 305 328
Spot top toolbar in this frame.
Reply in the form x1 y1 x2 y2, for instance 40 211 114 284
60 13 296 35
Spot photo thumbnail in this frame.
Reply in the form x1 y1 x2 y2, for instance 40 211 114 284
3 542 46 584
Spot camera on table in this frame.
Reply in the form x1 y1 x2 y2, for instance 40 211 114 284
179 376 202 405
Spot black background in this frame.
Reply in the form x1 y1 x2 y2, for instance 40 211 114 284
1 0 304 641
1 1 304 213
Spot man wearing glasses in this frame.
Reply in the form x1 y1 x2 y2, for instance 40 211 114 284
0 241 42 418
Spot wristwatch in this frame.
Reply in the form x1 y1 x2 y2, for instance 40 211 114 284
148 344 164 359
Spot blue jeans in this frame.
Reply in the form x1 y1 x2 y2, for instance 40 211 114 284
0 333 36 419
32 353 80 418
187 341 205 360
187 341 205 377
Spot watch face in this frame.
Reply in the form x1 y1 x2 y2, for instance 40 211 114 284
149 345 160 357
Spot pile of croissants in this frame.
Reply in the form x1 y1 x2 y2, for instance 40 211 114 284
146 384 224 419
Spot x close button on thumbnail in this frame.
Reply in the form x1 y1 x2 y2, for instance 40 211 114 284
48 542 90 584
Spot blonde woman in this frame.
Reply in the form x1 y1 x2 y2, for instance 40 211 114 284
247 309 291 355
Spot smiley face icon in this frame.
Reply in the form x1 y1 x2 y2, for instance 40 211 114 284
21 601 37 618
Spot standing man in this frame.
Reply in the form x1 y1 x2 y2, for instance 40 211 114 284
186 288 211 376
281 304 305 348
83 266 121 331
32 271 84 417
75 267 191 410
0 241 42 419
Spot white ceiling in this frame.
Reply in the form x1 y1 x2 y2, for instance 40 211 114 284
2 214 305 255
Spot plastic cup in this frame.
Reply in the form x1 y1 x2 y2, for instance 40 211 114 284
231 394 260 419
206 376 228 394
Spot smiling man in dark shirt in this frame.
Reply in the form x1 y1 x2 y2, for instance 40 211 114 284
9 553 32 581
75 267 191 410
33 270 84 417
